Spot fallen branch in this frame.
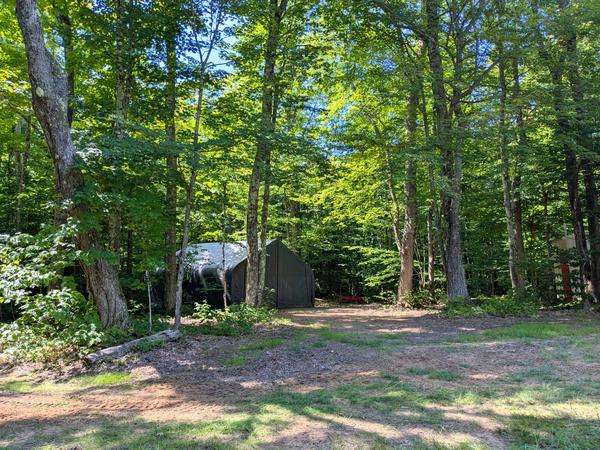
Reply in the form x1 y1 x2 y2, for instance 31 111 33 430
84 329 181 365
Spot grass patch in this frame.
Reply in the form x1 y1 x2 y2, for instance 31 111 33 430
376 332 407 340
484 323 600 340
450 333 484 343
0 379 34 393
315 327 405 348
414 440 491 450
503 366 560 383
1 414 267 450
446 322 600 344
3 370 600 449
317 328 385 348
239 337 283 352
222 354 247 367
407 367 463 381
72 372 131 387
508 415 600 450
0 372 133 395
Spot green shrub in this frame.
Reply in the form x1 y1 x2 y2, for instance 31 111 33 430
442 294 539 318
192 301 214 322
0 288 103 362
404 289 447 308
480 295 538 317
193 302 273 336
441 297 480 318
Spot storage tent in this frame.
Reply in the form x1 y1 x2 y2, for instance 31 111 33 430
179 239 314 309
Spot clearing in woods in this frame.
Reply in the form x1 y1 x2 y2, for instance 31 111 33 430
1 306 600 449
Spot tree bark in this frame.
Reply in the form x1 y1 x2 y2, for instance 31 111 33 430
174 74 204 328
425 0 469 299
246 0 286 306
397 85 419 305
164 27 178 313
16 0 129 328
53 3 74 125
546 55 588 300
511 57 527 281
498 42 526 291
419 77 437 295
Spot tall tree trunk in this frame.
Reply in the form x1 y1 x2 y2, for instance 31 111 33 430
511 57 527 281
164 28 178 313
246 0 286 306
549 63 588 299
16 0 129 328
447 19 470 300
257 157 271 303
498 43 526 291
562 7 600 302
397 85 419 305
426 164 436 293
419 78 437 295
174 74 204 328
426 0 469 299
381 139 403 304
581 161 599 302
246 157 261 306
445 108 469 300
174 0 223 325
384 145 403 268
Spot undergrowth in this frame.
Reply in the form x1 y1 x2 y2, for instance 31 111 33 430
192 302 273 336
442 293 539 318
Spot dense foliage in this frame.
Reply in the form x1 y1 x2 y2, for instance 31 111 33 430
0 226 103 361
0 0 599 358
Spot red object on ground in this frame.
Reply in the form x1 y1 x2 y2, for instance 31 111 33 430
339 295 365 304
561 261 573 302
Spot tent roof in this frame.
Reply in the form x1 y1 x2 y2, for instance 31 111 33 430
181 240 275 273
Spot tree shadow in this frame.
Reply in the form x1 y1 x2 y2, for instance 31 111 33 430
1 307 599 449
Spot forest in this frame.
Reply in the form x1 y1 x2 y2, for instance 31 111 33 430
2 0 599 325
0 0 599 448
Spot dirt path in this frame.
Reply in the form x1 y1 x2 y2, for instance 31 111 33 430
1 306 599 449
